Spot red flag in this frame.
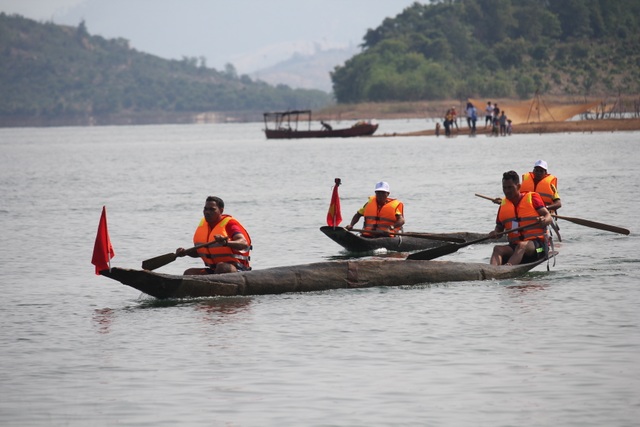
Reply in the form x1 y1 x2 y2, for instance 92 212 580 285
92 206 115 275
326 178 342 227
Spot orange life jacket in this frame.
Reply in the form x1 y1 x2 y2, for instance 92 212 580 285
362 196 403 236
193 215 251 270
497 192 547 244
521 172 558 207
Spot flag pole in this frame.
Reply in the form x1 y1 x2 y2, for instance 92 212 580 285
105 206 112 272
333 178 341 229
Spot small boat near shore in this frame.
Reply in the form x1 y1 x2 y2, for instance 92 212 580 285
320 226 497 253
263 110 378 139
101 255 554 300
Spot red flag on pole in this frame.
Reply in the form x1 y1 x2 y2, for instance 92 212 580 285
92 206 115 275
326 178 342 227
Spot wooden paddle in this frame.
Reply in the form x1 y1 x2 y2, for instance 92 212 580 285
475 193 630 235
141 240 218 271
348 228 465 243
407 224 534 260
551 214 629 235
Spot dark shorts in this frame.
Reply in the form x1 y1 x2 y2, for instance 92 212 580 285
508 239 547 263
203 262 250 274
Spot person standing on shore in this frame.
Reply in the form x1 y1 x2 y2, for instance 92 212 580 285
443 108 453 136
485 101 493 128
466 102 478 135
499 111 508 136
451 106 459 130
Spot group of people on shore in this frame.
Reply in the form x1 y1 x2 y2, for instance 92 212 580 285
485 101 512 136
437 101 512 137
174 160 560 274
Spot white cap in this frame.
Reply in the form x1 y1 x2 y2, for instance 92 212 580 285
534 159 548 170
374 181 390 193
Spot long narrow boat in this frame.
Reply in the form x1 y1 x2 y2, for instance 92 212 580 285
320 226 495 253
100 255 554 299
263 110 378 139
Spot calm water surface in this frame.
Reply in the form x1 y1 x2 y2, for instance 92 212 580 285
1 120 639 426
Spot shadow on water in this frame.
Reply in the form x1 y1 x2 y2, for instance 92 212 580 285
135 295 254 312
92 296 254 333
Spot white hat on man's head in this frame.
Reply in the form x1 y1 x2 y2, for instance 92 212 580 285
534 159 548 170
374 181 390 193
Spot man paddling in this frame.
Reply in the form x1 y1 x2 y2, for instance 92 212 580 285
176 196 251 274
521 159 562 239
345 181 405 237
521 159 562 212
489 171 552 266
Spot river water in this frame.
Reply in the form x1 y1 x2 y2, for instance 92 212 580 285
1 120 639 426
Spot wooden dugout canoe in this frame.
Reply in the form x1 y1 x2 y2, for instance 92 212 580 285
320 226 496 253
100 255 553 300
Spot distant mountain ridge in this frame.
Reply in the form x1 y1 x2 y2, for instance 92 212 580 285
0 13 332 126
251 46 359 93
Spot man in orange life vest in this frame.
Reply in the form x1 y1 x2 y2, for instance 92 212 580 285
176 196 251 275
489 171 552 266
345 181 405 237
521 159 562 212
521 159 562 239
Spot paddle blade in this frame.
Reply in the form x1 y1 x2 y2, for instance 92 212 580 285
407 243 462 260
141 252 177 271
554 215 630 235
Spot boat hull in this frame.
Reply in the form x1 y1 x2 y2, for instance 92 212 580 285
265 123 378 139
320 226 494 252
101 256 552 299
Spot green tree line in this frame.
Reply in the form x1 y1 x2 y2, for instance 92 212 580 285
331 0 640 103
0 14 332 119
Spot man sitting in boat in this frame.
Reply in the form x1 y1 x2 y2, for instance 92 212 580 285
488 171 552 266
176 196 251 274
521 159 562 239
345 181 405 237
321 120 332 131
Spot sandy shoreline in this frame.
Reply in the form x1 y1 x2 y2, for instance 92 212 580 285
374 118 640 137
316 96 640 136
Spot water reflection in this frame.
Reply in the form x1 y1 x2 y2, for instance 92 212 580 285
505 282 549 292
92 307 115 334
193 297 253 324
92 297 253 333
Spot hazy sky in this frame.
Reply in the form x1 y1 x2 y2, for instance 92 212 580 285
1 0 420 73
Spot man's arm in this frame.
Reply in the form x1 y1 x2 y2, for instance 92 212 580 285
345 212 363 230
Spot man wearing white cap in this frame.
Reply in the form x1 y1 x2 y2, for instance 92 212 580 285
345 181 405 237
521 160 562 212
521 159 562 240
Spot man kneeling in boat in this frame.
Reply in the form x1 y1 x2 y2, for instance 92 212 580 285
176 196 251 274
489 171 552 266
345 181 405 237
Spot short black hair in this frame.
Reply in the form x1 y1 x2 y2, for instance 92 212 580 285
206 196 224 209
502 170 520 184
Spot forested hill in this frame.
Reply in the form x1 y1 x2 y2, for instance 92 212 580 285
0 13 332 124
331 0 640 103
